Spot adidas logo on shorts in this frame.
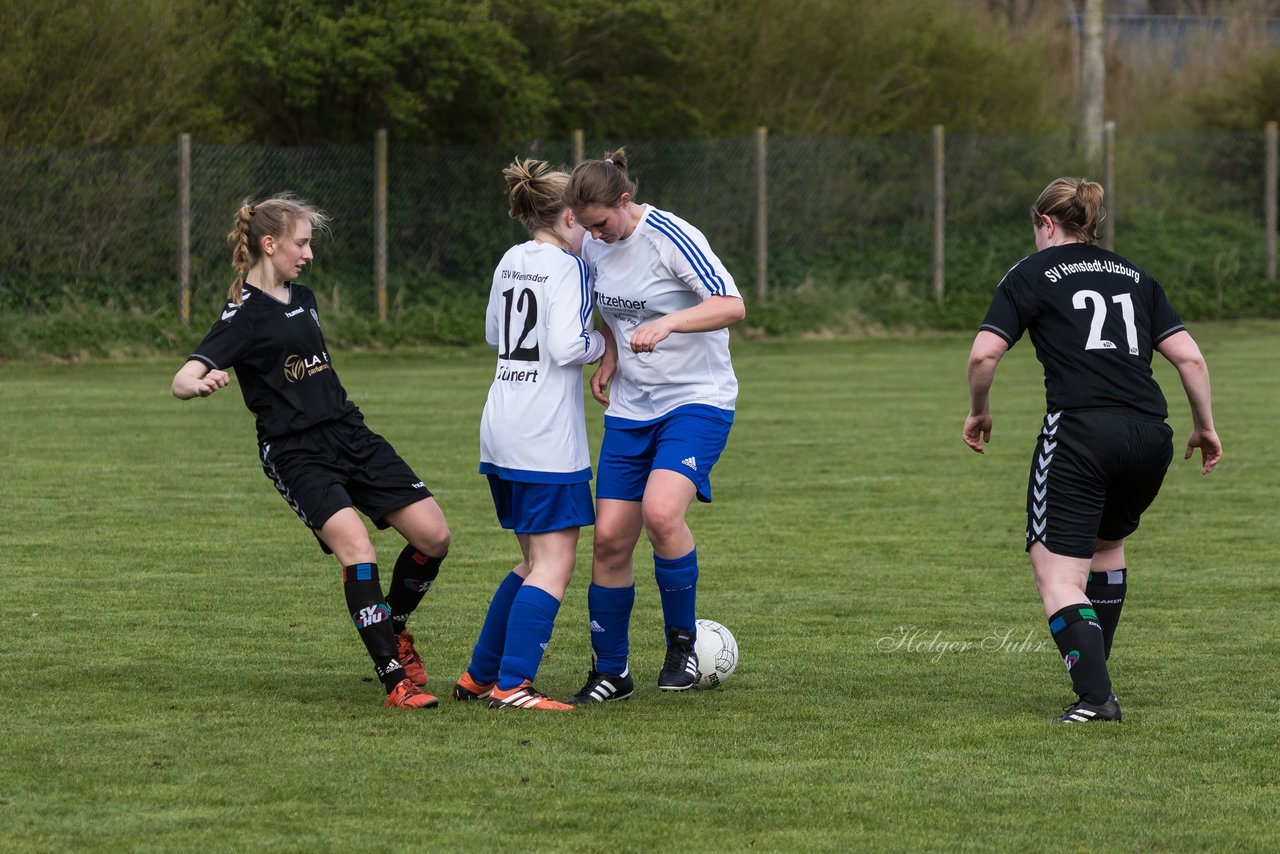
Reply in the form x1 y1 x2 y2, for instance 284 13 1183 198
681 456 697 471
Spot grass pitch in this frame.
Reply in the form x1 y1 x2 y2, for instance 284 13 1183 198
1 322 1276 851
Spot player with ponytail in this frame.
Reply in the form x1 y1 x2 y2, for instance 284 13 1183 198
562 149 746 703
171 194 452 710
963 177 1222 723
452 159 603 711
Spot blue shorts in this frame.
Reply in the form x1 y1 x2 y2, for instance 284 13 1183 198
596 405 733 504
487 475 595 535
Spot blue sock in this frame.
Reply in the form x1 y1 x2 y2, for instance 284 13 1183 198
468 571 524 684
588 583 635 675
654 549 699 640
497 586 561 690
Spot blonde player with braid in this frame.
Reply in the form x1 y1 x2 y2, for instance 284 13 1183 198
171 194 451 710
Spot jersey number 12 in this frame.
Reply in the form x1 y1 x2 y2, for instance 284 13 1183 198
1072 289 1140 356
499 287 540 361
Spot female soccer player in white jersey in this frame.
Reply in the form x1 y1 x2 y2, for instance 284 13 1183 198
561 149 746 703
171 195 451 710
964 177 1221 723
451 159 605 711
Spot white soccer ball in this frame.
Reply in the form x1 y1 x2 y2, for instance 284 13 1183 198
693 618 738 689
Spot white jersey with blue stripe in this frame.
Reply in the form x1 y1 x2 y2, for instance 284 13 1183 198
480 240 605 483
583 205 741 423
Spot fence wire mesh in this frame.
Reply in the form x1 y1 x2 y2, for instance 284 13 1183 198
0 129 1273 322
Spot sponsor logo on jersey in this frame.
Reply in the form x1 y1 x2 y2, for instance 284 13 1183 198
284 306 305 318
283 352 331 382
597 293 648 310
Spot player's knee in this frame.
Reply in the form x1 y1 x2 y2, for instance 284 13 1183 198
641 504 685 544
592 529 632 565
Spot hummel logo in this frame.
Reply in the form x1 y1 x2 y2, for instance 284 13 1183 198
221 308 238 321
681 456 697 471
589 620 604 633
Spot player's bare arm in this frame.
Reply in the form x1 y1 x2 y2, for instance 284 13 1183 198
171 359 229 400
1156 330 1221 474
963 331 1008 453
630 295 745 353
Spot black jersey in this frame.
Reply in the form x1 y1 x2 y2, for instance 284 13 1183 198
980 244 1185 419
189 284 359 441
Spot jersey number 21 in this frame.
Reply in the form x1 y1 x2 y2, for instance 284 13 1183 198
1072 289 1140 356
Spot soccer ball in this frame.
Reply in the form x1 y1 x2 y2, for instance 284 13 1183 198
693 619 738 689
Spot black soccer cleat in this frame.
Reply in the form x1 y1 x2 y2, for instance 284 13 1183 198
565 662 635 705
1054 694 1123 723
657 627 699 691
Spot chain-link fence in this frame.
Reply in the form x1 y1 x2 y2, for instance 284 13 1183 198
1 128 1275 324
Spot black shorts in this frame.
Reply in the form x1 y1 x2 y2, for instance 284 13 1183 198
1025 409 1173 559
259 415 432 552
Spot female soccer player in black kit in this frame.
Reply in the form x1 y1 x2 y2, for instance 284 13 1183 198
963 177 1222 723
171 195 451 710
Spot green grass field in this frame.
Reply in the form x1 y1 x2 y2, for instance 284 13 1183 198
2 322 1277 851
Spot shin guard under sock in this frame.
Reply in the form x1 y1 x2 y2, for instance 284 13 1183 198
497 585 562 690
588 583 635 675
1086 568 1127 659
468 571 524 684
386 545 445 634
342 563 404 692
654 549 699 639
1048 604 1112 704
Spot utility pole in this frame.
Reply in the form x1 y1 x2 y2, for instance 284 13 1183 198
1082 0 1105 164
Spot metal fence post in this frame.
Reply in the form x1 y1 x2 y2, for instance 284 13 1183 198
573 129 584 166
374 128 388 323
932 125 945 305
178 132 191 325
1103 120 1115 251
1267 121 1277 282
756 126 768 303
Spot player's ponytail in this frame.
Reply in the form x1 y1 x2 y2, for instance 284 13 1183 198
227 203 254 304
1031 177 1106 245
503 158 570 235
565 147 638 214
224 194 331 305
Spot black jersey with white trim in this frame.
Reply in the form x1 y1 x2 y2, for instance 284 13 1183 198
189 284 358 441
980 244 1184 419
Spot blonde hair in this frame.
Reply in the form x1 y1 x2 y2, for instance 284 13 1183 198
225 194 331 304
1031 177 1106 245
565 148 637 215
503 158 570 234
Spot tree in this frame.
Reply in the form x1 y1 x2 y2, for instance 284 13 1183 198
217 0 556 144
0 0 231 148
688 0 1060 137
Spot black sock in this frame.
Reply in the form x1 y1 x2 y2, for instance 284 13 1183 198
342 563 404 692
1086 568 1127 659
385 545 445 635
1048 604 1112 704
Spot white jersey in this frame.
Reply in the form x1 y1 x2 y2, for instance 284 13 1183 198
480 240 605 483
583 205 741 423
